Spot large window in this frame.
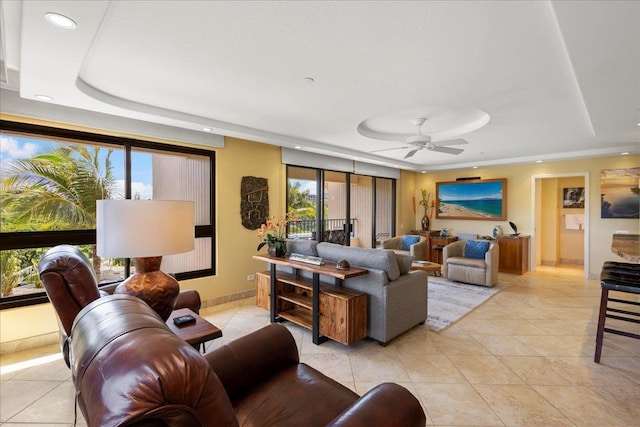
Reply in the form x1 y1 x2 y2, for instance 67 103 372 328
286 165 395 248
0 121 215 309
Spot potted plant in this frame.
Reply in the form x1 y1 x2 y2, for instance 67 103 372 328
256 213 294 257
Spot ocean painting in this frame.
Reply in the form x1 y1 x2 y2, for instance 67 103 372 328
601 168 639 219
436 179 507 220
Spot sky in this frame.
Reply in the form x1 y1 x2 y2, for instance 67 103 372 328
1 133 154 199
293 179 317 195
438 181 503 201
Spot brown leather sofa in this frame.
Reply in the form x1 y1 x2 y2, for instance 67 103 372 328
38 244 201 367
71 294 426 426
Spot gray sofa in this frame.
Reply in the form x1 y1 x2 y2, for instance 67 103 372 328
283 240 428 345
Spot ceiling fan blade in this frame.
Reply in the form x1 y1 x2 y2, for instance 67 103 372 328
433 138 468 146
371 145 411 153
432 146 464 155
404 149 419 159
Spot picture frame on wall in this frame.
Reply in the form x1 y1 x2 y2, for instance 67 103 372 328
601 167 640 219
436 178 507 220
563 187 585 208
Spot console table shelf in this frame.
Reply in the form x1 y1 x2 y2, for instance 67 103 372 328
278 306 313 329
253 254 368 345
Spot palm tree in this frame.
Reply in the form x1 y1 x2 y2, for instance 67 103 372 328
1 144 116 277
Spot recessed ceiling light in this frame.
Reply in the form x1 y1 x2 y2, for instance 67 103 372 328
44 12 77 29
202 127 213 132
621 152 630 155
294 145 302 149
472 166 478 169
421 171 427 174
35 94 54 101
536 160 543 163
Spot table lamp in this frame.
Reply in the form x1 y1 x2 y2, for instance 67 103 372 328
96 200 195 320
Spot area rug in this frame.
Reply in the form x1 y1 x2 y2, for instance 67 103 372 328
427 277 507 332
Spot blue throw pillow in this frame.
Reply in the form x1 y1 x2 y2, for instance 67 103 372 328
400 235 420 251
464 240 490 259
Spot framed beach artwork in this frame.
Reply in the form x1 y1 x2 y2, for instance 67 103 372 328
600 167 639 219
436 178 507 220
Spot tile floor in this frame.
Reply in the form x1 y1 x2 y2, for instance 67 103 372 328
1 265 639 426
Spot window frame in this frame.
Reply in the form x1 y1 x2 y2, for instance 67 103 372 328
0 120 216 310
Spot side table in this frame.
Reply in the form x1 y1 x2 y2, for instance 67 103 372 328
411 261 441 276
167 308 222 353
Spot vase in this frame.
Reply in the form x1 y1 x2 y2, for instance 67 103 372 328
268 243 286 257
421 214 430 232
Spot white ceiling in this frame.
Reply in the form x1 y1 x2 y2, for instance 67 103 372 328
1 0 638 171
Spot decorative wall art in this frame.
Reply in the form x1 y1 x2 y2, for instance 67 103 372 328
241 176 269 230
563 187 585 208
436 178 507 220
600 167 639 219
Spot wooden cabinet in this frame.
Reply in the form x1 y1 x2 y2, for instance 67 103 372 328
497 236 530 274
255 270 367 345
410 230 440 261
255 271 272 310
429 236 458 264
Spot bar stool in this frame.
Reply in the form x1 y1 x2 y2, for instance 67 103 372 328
594 262 640 363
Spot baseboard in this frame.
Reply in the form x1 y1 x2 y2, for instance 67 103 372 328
541 260 557 266
201 288 256 309
0 332 59 356
559 258 584 265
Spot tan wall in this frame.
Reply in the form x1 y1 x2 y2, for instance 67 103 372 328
541 178 560 264
397 169 418 235
415 155 640 277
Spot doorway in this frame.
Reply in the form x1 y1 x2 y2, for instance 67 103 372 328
531 173 590 278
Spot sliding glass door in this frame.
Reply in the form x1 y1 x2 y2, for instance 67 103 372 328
286 165 394 248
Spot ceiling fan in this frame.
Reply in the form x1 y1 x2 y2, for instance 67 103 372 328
371 118 468 159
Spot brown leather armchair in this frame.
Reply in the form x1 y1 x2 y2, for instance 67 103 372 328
38 244 201 367
71 294 426 426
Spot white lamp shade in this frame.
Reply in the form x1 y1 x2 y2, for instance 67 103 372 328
97 200 195 258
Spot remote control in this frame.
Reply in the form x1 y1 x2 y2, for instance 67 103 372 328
173 314 196 326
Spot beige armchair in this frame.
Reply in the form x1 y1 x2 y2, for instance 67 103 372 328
382 235 427 261
442 240 499 287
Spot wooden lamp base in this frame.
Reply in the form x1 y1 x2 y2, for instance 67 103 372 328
114 256 179 321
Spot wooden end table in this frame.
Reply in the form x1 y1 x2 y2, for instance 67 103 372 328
411 261 441 276
167 308 222 352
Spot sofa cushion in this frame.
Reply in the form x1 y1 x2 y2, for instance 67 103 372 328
316 243 400 281
448 256 486 268
395 253 414 275
464 240 490 259
400 235 420 250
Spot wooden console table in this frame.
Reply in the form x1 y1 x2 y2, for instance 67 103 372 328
253 254 368 345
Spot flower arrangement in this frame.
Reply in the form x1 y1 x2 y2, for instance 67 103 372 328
256 212 295 255
418 189 430 216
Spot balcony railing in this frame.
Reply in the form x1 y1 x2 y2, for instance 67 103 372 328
288 218 355 240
